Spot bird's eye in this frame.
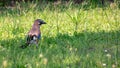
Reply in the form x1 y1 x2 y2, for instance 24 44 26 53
38 22 41 25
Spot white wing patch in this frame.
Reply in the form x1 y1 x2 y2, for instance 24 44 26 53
33 36 37 40
30 36 37 44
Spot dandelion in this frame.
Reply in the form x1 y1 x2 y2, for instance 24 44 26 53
43 58 48 65
3 60 7 68
112 64 116 68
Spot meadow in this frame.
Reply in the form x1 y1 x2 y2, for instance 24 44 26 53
0 1 120 68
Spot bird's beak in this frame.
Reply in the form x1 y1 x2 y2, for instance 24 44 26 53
43 22 46 24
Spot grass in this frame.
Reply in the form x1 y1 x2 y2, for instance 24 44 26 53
0 1 120 68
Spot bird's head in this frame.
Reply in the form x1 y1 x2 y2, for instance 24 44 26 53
35 19 46 25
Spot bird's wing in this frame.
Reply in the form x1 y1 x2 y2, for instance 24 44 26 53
27 33 41 43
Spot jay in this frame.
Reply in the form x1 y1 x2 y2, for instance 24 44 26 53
20 19 46 48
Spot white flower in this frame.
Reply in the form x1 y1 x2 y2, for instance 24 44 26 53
104 50 108 52
75 48 77 51
69 47 72 51
106 54 111 58
39 53 43 58
102 63 106 66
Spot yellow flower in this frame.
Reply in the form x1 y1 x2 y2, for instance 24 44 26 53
3 60 7 68
43 58 48 65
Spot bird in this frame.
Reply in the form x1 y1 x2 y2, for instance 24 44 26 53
20 19 46 48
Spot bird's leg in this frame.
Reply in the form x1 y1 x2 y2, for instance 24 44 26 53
28 44 31 46
26 41 31 46
35 42 38 49
35 40 39 49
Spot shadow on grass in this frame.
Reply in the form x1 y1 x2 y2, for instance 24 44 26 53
0 30 120 67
